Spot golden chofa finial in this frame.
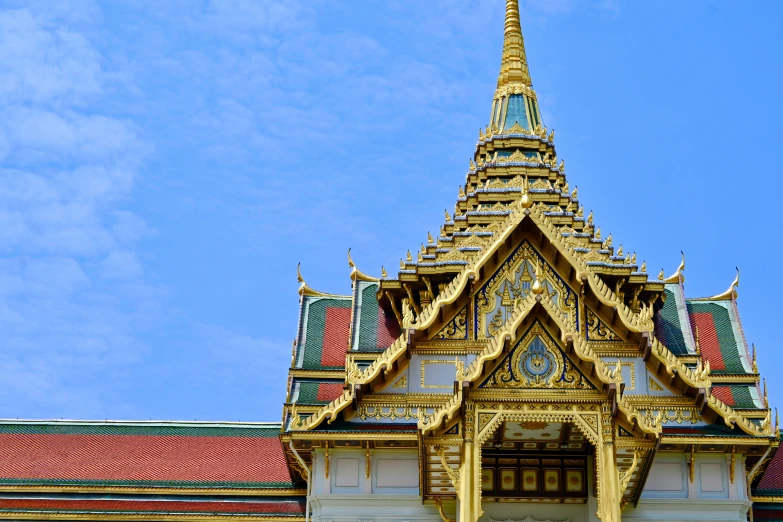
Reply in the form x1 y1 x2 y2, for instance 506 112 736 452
658 269 665 281
699 268 740 301
663 251 686 284
427 232 434 245
297 262 305 284
406 250 413 262
531 260 545 295
444 209 452 222
587 210 594 225
497 0 532 88
381 266 388 279
348 248 380 282
641 261 647 273
458 185 465 198
571 186 578 199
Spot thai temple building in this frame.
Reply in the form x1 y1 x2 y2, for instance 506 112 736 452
4 1 783 521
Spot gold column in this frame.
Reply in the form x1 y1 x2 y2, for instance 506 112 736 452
457 403 480 522
599 404 622 521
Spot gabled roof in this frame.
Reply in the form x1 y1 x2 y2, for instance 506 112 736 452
294 292 351 371
686 297 752 375
0 420 296 491
350 280 401 352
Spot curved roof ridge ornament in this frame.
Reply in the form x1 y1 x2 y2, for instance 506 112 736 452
348 248 379 283
694 267 740 301
663 251 686 284
297 263 350 299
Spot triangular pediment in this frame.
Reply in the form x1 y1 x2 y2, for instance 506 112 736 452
479 320 595 390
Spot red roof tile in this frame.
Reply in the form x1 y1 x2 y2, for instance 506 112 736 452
757 446 783 493
0 424 294 488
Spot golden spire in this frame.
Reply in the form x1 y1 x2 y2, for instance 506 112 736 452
498 0 532 88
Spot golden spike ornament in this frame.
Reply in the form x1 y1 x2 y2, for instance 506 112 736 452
548 129 555 142
381 266 388 278
406 250 412 262
658 269 665 281
497 0 532 88
531 260 544 295
297 262 304 284
752 344 758 373
571 186 578 199
399 258 405 269
520 175 532 209
641 261 647 273
347 248 355 268
428 231 434 245
617 245 624 257
444 209 452 222
587 210 594 225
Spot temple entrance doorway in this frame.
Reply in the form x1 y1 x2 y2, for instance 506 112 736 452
475 409 603 522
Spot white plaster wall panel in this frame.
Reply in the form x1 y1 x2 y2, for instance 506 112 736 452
335 458 360 487
642 456 687 499
479 502 587 522
309 494 442 522
697 457 728 499
408 355 458 393
376 459 418 488
623 498 751 521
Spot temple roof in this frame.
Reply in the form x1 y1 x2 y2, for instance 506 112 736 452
0 420 296 491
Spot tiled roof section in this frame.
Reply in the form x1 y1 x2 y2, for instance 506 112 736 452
711 385 762 409
756 445 783 494
0 422 295 489
294 380 345 405
653 285 695 356
686 299 750 374
0 497 306 517
296 295 352 370
351 281 401 351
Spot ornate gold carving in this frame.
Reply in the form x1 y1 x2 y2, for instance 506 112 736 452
586 308 619 342
481 322 590 390
436 305 468 340
392 374 407 389
649 377 663 391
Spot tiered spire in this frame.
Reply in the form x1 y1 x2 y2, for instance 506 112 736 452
498 0 532 88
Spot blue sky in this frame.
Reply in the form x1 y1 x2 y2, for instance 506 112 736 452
2 0 782 421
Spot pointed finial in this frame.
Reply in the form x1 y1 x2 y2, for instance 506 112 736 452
702 267 740 301
406 250 413 262
532 260 544 295
577 206 584 218
297 263 304 284
617 245 624 257
381 266 388 278
752 344 758 373
658 269 665 281
444 209 451 222
631 252 637 265
497 0 532 88
595 227 601 240
641 261 647 273
587 210 594 225
548 129 555 143
348 248 355 268
571 186 578 199
400 258 405 269
520 175 532 208
663 251 686 284
428 231 434 245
